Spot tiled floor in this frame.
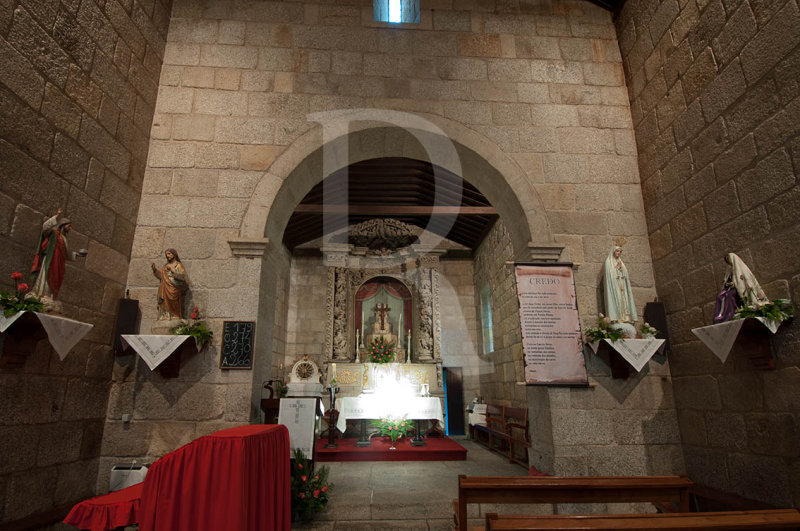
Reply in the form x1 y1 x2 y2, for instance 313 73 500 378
293 437 529 530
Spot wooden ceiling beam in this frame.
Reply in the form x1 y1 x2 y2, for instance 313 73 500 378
293 205 498 215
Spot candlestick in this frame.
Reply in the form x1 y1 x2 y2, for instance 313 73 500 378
406 329 411 362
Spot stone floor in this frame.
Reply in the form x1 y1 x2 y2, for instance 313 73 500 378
292 437 530 530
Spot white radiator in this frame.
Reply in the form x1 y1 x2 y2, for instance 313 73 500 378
109 464 149 491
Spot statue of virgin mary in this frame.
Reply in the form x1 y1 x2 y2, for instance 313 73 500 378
603 244 637 323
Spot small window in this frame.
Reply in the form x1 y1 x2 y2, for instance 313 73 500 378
373 0 420 24
480 283 494 355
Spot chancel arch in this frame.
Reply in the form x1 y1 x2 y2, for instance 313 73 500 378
243 118 562 464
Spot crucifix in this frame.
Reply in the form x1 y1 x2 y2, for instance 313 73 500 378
375 303 390 329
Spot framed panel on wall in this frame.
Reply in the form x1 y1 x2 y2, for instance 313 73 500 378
220 321 255 369
514 263 588 386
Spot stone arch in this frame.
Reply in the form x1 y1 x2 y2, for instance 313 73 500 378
239 112 555 257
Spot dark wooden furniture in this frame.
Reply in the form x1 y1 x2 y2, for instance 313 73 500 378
485 509 800 529
472 405 531 466
454 475 694 531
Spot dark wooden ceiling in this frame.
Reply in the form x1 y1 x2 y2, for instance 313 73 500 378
283 157 498 251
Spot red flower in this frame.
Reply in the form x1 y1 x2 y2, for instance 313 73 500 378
193 307 199 312
401 423 406 427
10 272 23 280
17 283 28 292
301 475 307 482
322 485 328 493
299 492 305 499
314 475 319 480
313 489 320 498
297 464 303 469
190 312 198 319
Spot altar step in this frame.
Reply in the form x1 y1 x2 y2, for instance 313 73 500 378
314 436 467 462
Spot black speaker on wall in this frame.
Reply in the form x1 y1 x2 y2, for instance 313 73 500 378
643 300 669 352
113 298 140 353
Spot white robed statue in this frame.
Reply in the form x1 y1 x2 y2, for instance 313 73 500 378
603 241 637 324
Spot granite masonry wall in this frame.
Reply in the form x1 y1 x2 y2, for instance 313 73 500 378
617 0 800 506
118 0 680 500
474 218 684 480
0 0 171 523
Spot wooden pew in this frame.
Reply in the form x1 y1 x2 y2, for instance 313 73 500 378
472 404 506 453
472 405 531 466
485 509 800 529
454 475 694 531
503 406 531 467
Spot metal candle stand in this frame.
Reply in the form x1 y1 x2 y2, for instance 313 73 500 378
324 384 340 448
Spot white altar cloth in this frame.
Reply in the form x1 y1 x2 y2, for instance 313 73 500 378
0 311 93 360
336 396 444 433
691 317 782 363
588 337 666 372
121 334 198 371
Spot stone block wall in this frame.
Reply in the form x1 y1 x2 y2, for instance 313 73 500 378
286 256 328 366
617 0 800 506
474 219 683 479
0 0 171 523
116 0 679 489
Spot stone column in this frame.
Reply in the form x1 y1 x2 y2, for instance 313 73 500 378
324 249 350 360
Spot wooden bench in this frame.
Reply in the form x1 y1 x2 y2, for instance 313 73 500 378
454 475 694 531
485 509 800 529
472 405 531 466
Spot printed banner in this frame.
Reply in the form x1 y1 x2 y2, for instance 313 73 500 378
515 264 588 385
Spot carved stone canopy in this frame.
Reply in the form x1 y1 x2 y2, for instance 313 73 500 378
345 218 418 254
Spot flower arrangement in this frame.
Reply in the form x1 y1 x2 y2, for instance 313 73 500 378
368 336 395 363
290 448 332 522
639 322 659 338
734 299 794 323
584 314 624 343
170 306 213 349
275 379 288 398
374 416 412 444
0 272 43 317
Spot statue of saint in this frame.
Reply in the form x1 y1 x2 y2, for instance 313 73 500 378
151 248 188 320
713 253 769 323
603 243 637 323
29 209 87 300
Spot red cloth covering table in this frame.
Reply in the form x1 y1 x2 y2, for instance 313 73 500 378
64 424 290 531
63 483 143 531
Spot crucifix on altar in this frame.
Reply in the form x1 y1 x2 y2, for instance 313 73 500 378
364 302 397 349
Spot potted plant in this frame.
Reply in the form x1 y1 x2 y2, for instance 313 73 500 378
374 417 412 450
170 306 213 350
0 272 43 317
368 336 395 363
290 448 333 522
584 314 624 343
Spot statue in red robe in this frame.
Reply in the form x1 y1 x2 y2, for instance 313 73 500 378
29 210 86 300
151 248 189 320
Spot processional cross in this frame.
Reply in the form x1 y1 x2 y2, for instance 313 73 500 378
375 303 390 329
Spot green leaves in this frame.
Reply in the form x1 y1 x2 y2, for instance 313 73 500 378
0 291 44 317
170 320 213 350
368 336 395 364
734 299 795 323
373 417 412 442
290 448 333 521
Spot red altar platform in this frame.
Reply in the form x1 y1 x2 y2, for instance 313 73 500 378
64 424 290 531
315 436 467 462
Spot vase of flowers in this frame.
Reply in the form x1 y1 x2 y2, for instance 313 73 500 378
170 306 213 350
368 336 395 364
290 448 333 522
639 322 659 338
0 272 43 317
584 314 624 343
375 417 412 450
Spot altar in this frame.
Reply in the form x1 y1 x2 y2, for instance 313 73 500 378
325 362 441 399
336 396 443 436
